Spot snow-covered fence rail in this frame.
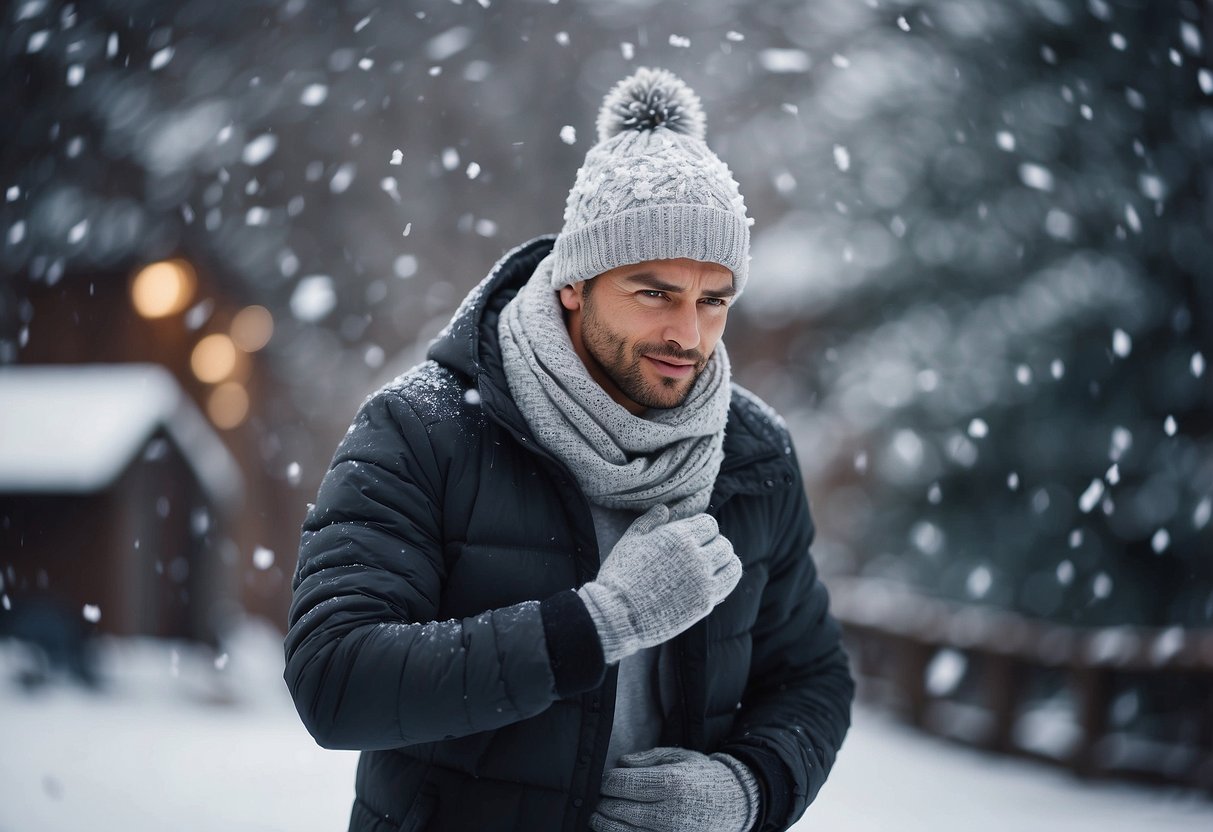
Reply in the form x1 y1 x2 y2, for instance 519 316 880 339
829 576 1213 792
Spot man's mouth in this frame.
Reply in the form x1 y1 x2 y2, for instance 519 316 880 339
644 355 695 378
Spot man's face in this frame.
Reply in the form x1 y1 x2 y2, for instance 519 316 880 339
558 258 735 415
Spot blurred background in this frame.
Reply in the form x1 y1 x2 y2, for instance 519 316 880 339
1 0 1211 829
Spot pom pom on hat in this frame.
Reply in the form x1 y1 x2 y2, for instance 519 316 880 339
595 67 707 143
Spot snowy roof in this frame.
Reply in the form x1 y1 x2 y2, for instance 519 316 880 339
0 363 243 509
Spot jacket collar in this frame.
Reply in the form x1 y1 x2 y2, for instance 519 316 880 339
426 235 795 501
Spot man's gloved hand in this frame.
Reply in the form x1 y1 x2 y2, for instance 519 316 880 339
577 504 742 665
590 747 759 832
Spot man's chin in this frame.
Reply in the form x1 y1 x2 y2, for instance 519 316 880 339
629 377 694 411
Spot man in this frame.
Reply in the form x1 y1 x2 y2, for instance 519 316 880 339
285 67 853 832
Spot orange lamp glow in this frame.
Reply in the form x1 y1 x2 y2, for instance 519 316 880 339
131 259 196 318
207 381 249 429
190 333 239 383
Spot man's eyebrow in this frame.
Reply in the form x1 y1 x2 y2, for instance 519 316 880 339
623 271 737 298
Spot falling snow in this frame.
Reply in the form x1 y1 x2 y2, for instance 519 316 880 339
758 48 811 73
1150 529 1170 554
329 163 356 193
301 84 328 106
1079 480 1105 513
966 566 992 599
833 145 851 172
253 546 275 570
67 219 88 244
290 275 337 322
1195 498 1212 530
1018 162 1055 191
242 134 278 166
1111 329 1131 357
394 254 418 279
1123 204 1141 233
1057 560 1075 585
150 46 175 70
380 177 401 203
1179 21 1202 54
1109 427 1132 461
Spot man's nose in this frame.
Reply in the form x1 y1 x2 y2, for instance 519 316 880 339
661 302 701 351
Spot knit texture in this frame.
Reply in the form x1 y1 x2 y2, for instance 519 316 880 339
576 504 741 665
551 67 752 295
591 747 760 832
497 253 731 519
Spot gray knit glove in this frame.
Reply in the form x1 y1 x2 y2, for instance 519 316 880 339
590 747 760 832
577 504 742 665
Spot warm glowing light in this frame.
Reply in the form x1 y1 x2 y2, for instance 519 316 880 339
207 382 249 429
230 305 274 352
131 260 196 318
190 333 238 383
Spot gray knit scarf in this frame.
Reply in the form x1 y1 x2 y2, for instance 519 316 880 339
497 253 731 520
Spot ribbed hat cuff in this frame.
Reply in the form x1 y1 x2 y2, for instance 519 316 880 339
550 204 750 295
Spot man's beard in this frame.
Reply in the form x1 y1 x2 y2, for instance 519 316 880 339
580 299 708 411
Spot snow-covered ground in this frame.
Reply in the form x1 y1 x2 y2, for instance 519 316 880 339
1 623 1210 832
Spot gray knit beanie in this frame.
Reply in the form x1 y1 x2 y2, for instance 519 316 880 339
550 67 752 296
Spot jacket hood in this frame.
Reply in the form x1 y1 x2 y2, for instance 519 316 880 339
427 235 556 380
426 234 796 500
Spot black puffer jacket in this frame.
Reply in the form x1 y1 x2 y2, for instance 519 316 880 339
285 236 854 832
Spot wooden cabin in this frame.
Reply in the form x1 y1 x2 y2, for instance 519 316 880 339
0 363 242 643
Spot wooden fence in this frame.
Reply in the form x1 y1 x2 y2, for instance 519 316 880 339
829 576 1213 792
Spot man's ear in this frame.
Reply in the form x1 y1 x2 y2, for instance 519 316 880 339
558 281 584 312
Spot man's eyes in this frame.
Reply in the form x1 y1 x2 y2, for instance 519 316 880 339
638 290 728 307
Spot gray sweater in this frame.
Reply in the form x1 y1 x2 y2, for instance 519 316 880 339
589 504 675 769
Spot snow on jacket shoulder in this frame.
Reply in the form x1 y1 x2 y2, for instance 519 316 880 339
284 235 854 832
